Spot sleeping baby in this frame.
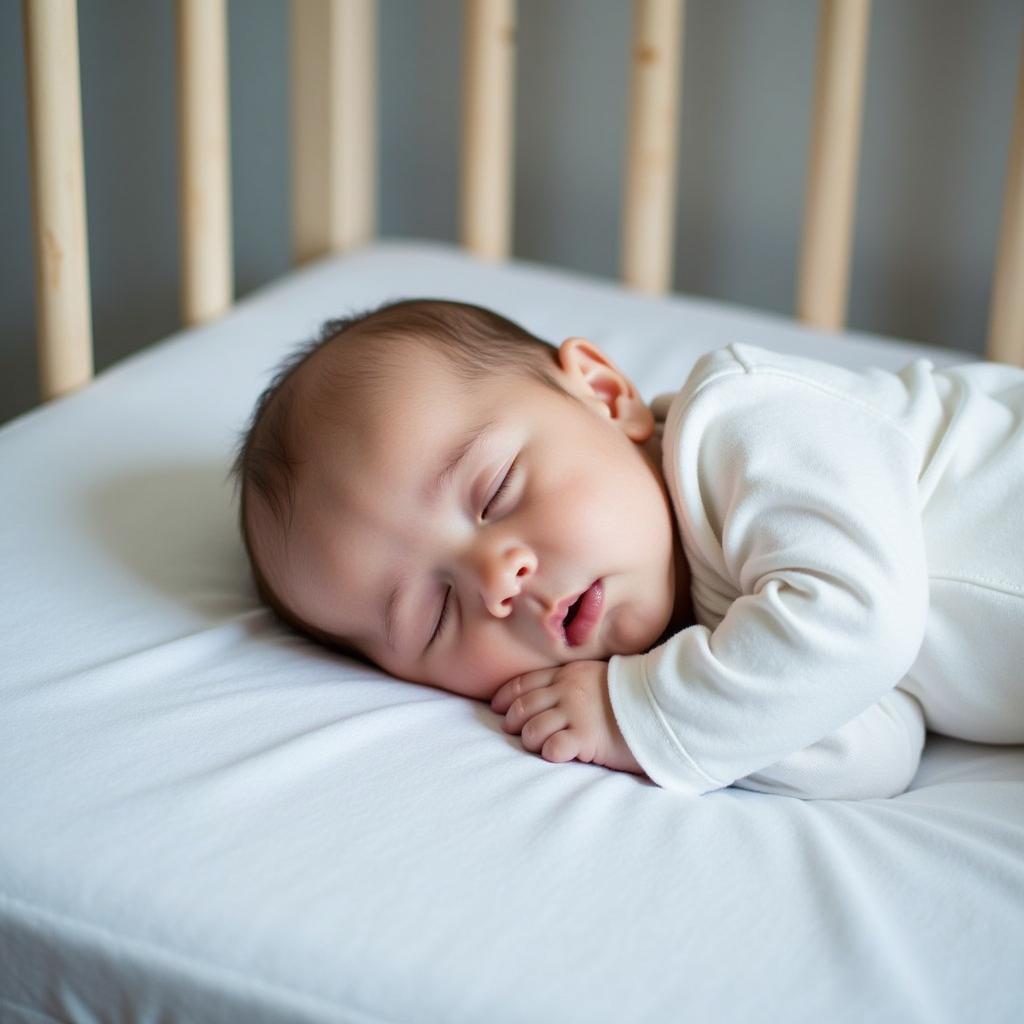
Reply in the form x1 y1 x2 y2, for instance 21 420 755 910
232 298 1024 799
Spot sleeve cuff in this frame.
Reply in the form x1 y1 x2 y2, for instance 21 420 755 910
607 654 725 796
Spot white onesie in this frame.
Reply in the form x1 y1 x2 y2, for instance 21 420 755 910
607 343 1024 800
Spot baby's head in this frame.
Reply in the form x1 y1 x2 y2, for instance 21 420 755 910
233 298 689 701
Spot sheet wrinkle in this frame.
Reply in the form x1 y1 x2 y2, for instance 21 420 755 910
0 893 398 1024
0 996 64 1024
4 608 278 700
911 749 1024 787
837 795 1024 887
114 698 459 804
790 811 950 1019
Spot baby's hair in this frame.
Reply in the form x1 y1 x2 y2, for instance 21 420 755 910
230 297 562 651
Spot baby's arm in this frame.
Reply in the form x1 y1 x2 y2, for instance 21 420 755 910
735 688 926 800
493 663 926 799
610 364 931 796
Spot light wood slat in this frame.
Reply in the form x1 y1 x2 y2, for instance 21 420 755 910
986 29 1024 366
796 0 871 331
22 0 93 401
460 0 516 261
291 0 332 263
291 0 377 265
621 0 683 294
177 0 233 325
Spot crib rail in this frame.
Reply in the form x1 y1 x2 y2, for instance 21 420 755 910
460 0 516 262
177 0 233 327
796 0 870 333
22 0 92 401
19 0 1024 404
291 0 377 265
989 31 1024 366
621 0 684 295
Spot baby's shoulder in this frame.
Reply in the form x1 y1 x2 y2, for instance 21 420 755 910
681 342 857 394
673 342 902 422
662 343 911 467
669 344 802 421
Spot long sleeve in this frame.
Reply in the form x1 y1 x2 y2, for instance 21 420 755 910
608 349 930 796
735 688 926 800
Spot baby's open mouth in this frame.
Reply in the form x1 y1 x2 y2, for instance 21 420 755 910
562 580 604 647
562 593 584 630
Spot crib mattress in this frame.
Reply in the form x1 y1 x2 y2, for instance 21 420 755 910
2 240 1022 1023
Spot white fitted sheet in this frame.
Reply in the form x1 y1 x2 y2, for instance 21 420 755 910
2 240 1022 1023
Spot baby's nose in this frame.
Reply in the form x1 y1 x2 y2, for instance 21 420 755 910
480 544 537 618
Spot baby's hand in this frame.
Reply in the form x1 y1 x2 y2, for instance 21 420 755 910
490 661 646 776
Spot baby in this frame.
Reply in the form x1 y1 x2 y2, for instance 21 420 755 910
233 298 1024 799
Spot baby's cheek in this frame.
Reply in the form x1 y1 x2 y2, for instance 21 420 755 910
610 596 672 656
452 634 556 701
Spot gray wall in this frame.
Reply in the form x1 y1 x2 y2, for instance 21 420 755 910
2 0 1021 426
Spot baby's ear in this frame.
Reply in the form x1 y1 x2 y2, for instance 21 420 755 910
557 337 654 442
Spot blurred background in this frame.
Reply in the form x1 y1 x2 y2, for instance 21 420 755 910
2 0 1021 425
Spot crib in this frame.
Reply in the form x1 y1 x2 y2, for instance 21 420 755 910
3 2 1024 1022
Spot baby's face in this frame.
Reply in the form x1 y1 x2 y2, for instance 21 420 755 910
262 337 688 702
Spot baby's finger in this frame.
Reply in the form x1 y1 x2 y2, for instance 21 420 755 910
490 666 558 714
519 707 569 754
502 684 562 734
540 729 579 764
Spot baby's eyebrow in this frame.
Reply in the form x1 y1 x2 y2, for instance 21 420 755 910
425 417 498 506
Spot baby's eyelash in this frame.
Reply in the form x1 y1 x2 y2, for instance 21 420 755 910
482 459 517 519
428 459 517 649
429 587 452 646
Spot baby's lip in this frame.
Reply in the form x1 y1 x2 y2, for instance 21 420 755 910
545 582 600 649
546 589 584 647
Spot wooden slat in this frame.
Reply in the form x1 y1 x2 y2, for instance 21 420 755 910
177 0 233 325
796 0 871 331
621 0 683 294
22 0 93 401
291 0 377 265
986 29 1024 366
460 0 516 261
